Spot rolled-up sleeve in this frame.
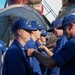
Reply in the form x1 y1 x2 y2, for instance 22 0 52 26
51 39 75 67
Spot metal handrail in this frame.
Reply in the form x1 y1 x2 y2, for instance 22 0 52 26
43 0 57 18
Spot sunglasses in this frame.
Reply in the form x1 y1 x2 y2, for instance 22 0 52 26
23 29 32 33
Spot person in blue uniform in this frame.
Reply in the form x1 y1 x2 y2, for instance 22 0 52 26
27 14 75 75
36 30 48 47
2 19 37 75
35 30 48 75
25 20 44 75
47 19 68 75
0 40 6 75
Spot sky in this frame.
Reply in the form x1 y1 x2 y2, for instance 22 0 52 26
0 0 6 9
0 0 62 22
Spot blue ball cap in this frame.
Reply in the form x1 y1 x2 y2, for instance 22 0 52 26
12 19 37 31
41 30 48 36
47 19 62 32
31 21 45 30
57 14 75 29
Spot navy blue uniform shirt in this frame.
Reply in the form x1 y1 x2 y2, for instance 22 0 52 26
25 38 42 75
51 36 75 75
47 35 68 75
53 35 68 53
35 40 48 75
2 39 31 75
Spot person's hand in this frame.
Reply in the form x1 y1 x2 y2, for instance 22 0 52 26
38 45 48 52
48 44 56 48
27 48 36 57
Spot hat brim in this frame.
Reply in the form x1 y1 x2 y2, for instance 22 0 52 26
57 25 66 29
47 27 54 32
41 33 48 36
37 26 45 30
57 26 63 29
24 28 37 31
